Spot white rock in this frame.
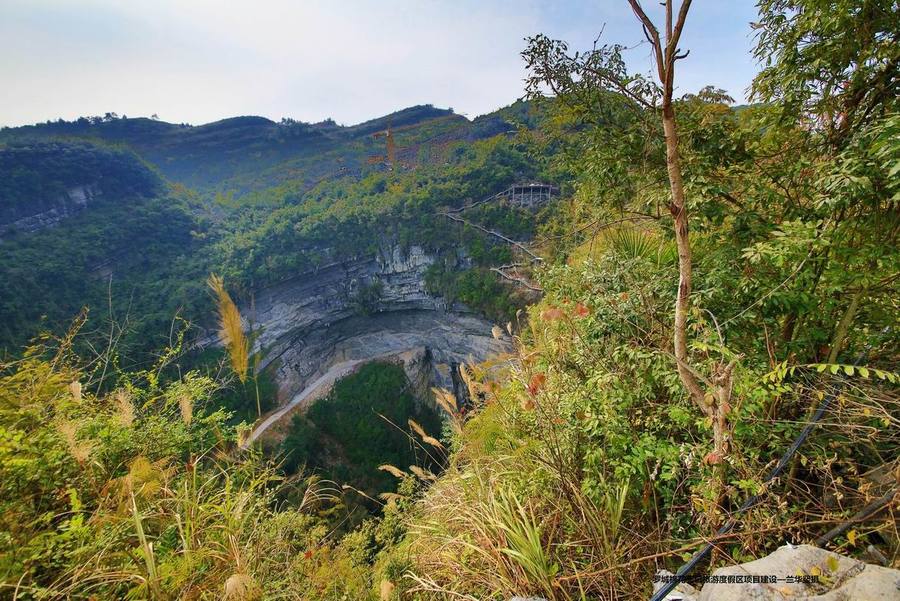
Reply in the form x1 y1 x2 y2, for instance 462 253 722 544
216 243 512 424
696 544 900 600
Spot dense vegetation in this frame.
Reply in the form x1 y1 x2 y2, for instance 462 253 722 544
0 104 552 356
0 0 898 600
0 104 528 200
281 362 443 505
0 143 210 360
212 134 549 290
0 142 160 221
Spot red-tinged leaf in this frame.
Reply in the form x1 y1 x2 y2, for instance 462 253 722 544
704 451 723 465
540 307 565 321
304 550 314 560
620 292 629 301
574 302 590 318
520 397 536 411
528 372 546 396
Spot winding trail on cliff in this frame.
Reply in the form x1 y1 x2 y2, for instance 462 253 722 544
242 359 366 448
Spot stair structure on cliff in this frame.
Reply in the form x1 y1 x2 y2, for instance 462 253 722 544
441 181 557 268
447 182 558 214
493 182 558 209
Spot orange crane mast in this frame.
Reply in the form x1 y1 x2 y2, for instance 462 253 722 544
372 126 396 169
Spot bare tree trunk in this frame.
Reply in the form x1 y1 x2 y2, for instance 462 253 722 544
827 288 864 363
628 0 705 408
629 0 736 536
662 102 706 408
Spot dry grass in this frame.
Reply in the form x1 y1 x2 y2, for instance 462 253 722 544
208 274 250 384
113 389 135 426
410 418 445 450
54 454 336 599
400 332 663 601
379 464 409 479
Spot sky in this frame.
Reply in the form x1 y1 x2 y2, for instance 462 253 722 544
0 1 762 128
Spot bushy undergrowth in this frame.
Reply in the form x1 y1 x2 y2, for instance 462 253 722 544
398 240 897 599
0 330 286 597
0 326 443 600
281 362 443 498
2 2 899 600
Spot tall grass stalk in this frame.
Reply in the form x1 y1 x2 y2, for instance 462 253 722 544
130 493 164 600
494 488 559 597
208 274 249 383
208 274 259 416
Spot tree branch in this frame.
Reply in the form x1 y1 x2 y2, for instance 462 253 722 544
627 0 666 82
491 266 543 292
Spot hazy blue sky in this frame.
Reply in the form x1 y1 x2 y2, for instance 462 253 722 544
1 1 761 127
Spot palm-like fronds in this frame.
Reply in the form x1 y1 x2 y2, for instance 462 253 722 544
569 225 676 267
608 227 658 260
607 227 676 266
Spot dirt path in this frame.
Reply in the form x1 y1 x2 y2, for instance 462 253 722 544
241 359 366 448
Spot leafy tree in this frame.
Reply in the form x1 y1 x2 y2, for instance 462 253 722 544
752 0 900 147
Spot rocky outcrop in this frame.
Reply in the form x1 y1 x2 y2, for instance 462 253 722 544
655 544 900 600
698 544 900 600
234 244 511 419
0 184 100 237
249 244 443 357
243 345 469 446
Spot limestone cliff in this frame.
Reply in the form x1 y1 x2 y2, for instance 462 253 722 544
0 184 100 238
213 244 512 428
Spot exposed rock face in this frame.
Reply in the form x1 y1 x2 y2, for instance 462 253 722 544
0 184 100 237
242 244 511 413
243 345 470 447
250 244 441 356
693 544 900 601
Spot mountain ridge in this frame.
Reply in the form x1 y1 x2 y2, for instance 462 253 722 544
1 102 535 197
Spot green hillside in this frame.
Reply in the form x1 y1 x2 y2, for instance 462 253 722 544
0 101 555 357
0 1 898 600
0 103 535 199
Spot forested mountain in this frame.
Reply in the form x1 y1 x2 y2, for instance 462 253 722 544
1 103 535 198
0 1 898 600
0 101 550 356
0 141 160 228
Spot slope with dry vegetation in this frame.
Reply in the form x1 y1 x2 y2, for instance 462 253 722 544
1 0 899 600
